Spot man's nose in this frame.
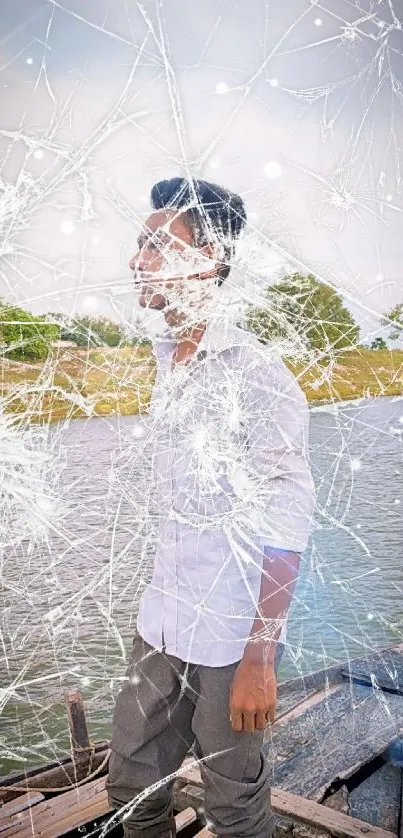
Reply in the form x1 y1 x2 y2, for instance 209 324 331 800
129 251 139 272
130 248 151 274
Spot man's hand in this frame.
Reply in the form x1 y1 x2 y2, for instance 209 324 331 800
229 659 277 732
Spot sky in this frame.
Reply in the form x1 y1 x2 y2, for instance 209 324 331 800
0 0 402 343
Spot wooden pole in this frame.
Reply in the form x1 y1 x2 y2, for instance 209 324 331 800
65 689 92 773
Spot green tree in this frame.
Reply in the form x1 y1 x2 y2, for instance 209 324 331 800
60 315 129 347
370 337 388 350
0 302 60 360
382 302 403 341
245 273 360 353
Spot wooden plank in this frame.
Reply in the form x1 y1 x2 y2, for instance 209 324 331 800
8 797 194 838
0 742 109 789
0 793 44 822
173 782 204 815
176 758 203 788
1 774 397 838
274 648 402 734
276 645 403 710
270 684 341 731
175 807 198 831
0 745 109 804
348 763 401 833
0 777 106 837
271 787 396 838
0 793 45 834
274 644 403 714
0 775 195 838
276 667 344 718
323 787 349 815
192 785 398 838
265 681 403 800
17 791 110 838
341 649 403 694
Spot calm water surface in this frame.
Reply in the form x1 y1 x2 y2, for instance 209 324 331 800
1 397 402 775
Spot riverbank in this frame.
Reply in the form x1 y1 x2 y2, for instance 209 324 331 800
1 345 402 424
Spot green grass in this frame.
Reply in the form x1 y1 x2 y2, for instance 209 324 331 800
289 348 403 403
1 345 402 425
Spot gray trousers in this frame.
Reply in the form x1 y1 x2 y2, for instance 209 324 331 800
106 631 284 838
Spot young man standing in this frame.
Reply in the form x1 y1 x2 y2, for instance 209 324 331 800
106 177 316 837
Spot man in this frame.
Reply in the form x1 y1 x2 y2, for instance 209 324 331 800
106 177 315 837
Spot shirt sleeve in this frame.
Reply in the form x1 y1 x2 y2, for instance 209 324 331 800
242 355 316 553
262 545 301 557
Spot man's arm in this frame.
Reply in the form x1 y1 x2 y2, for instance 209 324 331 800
229 353 314 733
229 546 300 732
244 546 300 664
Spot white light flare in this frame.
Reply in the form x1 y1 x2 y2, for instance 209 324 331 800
131 424 146 439
208 156 221 170
82 295 99 312
264 161 283 179
60 220 75 235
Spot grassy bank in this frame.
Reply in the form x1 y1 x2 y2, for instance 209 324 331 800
289 348 403 404
1 345 402 425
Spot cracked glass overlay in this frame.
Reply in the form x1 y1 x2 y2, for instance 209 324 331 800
0 0 403 833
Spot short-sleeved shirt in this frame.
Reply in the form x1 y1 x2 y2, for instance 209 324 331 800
137 319 316 665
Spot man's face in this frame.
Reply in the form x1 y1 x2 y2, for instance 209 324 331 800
130 209 218 311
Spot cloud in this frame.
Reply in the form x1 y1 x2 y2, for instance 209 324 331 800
0 0 401 327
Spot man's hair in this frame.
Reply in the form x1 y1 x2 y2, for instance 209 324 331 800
150 177 247 286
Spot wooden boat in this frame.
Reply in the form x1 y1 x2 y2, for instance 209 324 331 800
1 642 403 837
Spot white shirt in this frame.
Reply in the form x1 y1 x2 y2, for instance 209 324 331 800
137 319 316 665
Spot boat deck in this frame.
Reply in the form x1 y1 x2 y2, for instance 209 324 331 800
1 644 403 837
0 761 398 838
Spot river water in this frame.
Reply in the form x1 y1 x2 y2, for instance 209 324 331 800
1 396 403 775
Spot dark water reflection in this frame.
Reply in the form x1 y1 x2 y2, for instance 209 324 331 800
1 397 402 774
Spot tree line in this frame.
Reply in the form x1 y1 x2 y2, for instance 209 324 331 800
0 303 148 361
246 273 400 352
1 274 401 362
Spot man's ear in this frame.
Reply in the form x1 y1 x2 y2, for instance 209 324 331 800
197 242 222 280
200 241 224 261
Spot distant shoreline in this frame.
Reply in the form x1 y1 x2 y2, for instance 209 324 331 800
1 345 402 425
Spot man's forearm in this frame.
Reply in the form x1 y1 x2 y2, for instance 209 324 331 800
242 547 301 665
